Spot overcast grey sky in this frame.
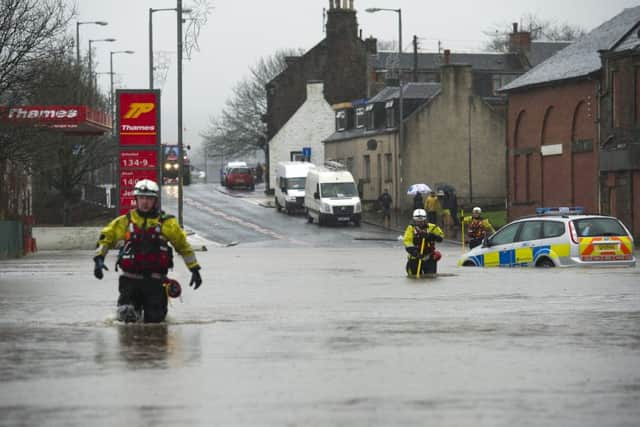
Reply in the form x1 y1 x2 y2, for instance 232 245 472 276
74 0 638 149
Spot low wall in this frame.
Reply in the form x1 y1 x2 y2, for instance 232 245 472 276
33 227 100 250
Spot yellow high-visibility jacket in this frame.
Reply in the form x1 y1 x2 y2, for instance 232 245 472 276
403 223 444 257
95 209 200 270
462 216 495 238
424 195 441 213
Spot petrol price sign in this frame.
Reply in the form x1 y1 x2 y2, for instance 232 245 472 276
120 150 158 169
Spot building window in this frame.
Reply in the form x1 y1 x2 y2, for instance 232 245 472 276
355 107 365 128
336 110 346 131
492 74 516 95
384 153 392 182
363 155 371 180
385 100 395 128
365 104 375 129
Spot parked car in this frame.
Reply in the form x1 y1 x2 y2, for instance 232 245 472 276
225 166 255 190
221 161 248 186
458 207 635 268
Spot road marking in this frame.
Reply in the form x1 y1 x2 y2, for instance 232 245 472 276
184 197 287 241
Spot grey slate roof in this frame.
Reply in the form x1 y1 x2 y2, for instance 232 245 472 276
372 51 525 72
367 82 441 103
501 6 640 92
613 22 640 52
527 41 571 67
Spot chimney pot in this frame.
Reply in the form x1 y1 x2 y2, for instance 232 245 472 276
444 49 451 64
512 22 518 33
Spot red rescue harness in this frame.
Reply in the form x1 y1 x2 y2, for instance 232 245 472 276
117 212 173 275
468 218 485 239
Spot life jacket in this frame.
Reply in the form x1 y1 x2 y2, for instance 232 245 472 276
468 218 485 240
412 224 436 254
117 212 174 275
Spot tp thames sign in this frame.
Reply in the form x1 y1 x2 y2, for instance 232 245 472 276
117 90 161 215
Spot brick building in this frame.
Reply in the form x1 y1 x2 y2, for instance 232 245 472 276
599 14 640 239
501 6 640 232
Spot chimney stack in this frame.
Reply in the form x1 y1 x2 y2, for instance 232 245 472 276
509 22 531 54
443 49 451 64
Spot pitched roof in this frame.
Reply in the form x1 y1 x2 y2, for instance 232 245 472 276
372 51 525 73
501 6 640 92
367 82 441 103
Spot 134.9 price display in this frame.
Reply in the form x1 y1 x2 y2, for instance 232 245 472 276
120 150 157 169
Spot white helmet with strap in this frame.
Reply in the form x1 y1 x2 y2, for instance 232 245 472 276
472 206 482 214
134 179 160 198
413 209 427 221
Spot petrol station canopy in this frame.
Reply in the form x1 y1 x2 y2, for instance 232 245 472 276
0 105 111 135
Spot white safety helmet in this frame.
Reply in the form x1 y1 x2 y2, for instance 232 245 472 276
413 209 427 221
133 179 160 198
472 206 482 214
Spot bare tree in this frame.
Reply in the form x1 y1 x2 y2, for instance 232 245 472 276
484 14 586 52
0 0 75 100
201 48 304 159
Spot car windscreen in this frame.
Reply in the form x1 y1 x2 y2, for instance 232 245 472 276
286 177 305 190
320 182 358 198
230 168 250 174
574 218 628 237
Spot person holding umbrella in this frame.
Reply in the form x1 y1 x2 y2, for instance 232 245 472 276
407 183 431 210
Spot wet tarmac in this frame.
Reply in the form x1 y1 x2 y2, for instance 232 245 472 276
1 246 639 426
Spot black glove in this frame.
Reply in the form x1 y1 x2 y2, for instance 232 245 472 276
93 256 108 279
426 233 442 242
406 246 419 257
189 267 202 290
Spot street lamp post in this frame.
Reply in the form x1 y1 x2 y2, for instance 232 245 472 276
76 21 108 65
88 38 116 94
177 0 185 227
366 7 402 209
109 50 135 134
148 6 192 89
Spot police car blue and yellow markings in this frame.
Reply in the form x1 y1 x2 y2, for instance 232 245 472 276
460 243 570 267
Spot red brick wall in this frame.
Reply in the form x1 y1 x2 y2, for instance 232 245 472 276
507 80 598 220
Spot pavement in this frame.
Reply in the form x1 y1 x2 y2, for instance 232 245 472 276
216 182 462 244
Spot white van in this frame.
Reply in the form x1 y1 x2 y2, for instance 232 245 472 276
274 161 315 214
304 165 362 226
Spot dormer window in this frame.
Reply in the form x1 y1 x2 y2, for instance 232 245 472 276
385 100 395 128
355 107 365 128
336 110 346 131
365 104 374 129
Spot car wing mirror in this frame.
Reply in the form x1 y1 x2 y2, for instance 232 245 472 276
314 192 320 200
482 236 490 247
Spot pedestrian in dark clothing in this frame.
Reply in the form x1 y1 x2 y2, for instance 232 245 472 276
378 189 393 228
255 162 263 183
413 193 424 210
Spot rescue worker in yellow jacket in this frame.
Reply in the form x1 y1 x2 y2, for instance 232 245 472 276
93 179 202 323
462 206 495 249
403 209 444 275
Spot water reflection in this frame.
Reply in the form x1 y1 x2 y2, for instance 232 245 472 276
117 323 171 368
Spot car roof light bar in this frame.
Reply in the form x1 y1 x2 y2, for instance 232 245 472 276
536 206 585 215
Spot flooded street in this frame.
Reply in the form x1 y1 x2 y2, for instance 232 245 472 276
1 246 639 426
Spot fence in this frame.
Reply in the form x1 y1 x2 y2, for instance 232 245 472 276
0 220 24 259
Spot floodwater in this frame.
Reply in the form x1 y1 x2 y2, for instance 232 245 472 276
0 246 639 426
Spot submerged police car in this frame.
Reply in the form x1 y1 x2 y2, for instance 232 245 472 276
459 207 636 268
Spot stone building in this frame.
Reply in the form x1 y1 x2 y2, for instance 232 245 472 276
267 82 334 190
264 0 376 148
501 6 640 229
